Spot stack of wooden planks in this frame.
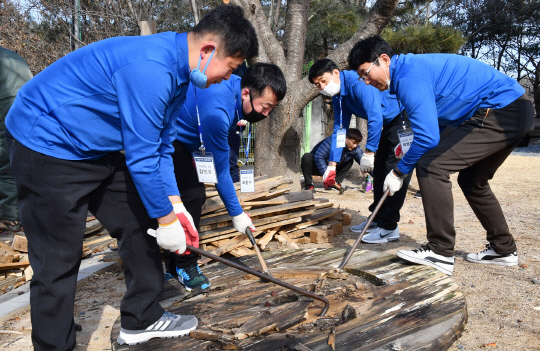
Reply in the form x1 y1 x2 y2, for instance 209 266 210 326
198 176 349 265
0 213 113 294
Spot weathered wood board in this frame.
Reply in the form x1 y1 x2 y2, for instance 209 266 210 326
111 248 467 351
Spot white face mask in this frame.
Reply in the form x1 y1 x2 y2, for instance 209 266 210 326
320 72 340 97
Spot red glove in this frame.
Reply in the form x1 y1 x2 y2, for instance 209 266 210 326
173 203 199 255
394 144 404 159
323 171 336 189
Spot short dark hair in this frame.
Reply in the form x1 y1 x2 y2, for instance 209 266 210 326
348 35 396 71
241 63 287 101
308 59 338 84
193 5 259 61
346 128 362 143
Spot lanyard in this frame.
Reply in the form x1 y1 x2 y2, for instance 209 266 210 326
193 84 205 154
339 96 343 129
234 93 252 165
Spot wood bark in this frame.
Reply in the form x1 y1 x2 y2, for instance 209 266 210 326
240 0 400 189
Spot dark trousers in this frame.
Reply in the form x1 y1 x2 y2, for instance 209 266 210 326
165 141 206 273
369 114 413 230
228 129 241 183
417 95 534 257
301 153 353 186
6 134 164 351
0 97 18 221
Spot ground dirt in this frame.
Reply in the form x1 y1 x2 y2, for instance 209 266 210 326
1 155 539 351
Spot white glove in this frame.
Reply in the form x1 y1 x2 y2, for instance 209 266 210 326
383 170 404 196
232 212 256 234
147 219 187 254
173 202 196 232
322 166 336 182
360 153 375 173
237 119 248 126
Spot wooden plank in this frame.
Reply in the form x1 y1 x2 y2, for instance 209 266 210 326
0 261 30 271
240 200 288 207
271 190 314 203
199 217 303 244
198 230 263 264
11 235 28 252
342 213 351 225
199 209 313 240
276 231 299 249
202 177 292 214
229 246 256 257
294 208 344 230
0 242 16 264
200 200 316 227
258 227 280 250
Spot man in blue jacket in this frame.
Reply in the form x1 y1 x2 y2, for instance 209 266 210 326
5 5 258 350
301 128 363 194
308 59 410 243
170 63 286 290
349 35 534 275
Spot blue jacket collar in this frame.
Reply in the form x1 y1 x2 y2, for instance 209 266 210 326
175 33 191 88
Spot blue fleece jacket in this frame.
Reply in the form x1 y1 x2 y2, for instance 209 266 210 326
389 53 525 175
175 76 244 216
5 32 191 218
330 70 403 163
312 136 363 174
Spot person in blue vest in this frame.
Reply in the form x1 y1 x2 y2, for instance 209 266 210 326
301 128 363 194
170 63 286 290
348 35 534 275
5 5 258 349
308 59 410 243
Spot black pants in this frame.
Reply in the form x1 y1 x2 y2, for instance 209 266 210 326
369 114 413 230
301 153 353 186
417 95 534 257
165 141 206 273
228 128 241 183
0 97 18 221
6 134 164 351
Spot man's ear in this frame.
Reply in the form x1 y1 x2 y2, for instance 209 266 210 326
379 54 392 66
199 42 217 58
241 87 250 101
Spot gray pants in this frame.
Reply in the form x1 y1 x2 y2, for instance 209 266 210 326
417 95 534 257
0 96 18 221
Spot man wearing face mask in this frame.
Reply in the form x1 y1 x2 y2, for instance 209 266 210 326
308 59 410 244
348 35 533 275
167 63 287 291
4 5 259 349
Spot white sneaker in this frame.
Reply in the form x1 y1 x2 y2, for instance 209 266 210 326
361 226 400 243
466 244 518 266
350 219 377 233
117 311 198 345
396 246 455 275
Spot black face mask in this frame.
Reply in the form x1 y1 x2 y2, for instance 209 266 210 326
243 90 267 123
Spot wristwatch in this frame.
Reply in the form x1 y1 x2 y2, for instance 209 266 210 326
365 148 376 154
393 166 407 179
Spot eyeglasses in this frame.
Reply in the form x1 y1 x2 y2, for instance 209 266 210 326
358 57 379 81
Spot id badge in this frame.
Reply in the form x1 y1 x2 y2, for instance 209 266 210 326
240 166 255 192
193 152 218 184
397 128 414 155
336 129 346 148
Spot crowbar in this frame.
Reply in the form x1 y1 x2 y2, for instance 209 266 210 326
337 188 390 270
188 244 330 317
245 228 273 277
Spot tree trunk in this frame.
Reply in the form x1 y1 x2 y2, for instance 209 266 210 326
249 0 400 189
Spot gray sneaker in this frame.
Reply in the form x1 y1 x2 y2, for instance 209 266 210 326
361 227 399 243
117 311 198 345
350 219 377 233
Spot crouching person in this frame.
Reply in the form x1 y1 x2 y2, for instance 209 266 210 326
301 128 363 194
